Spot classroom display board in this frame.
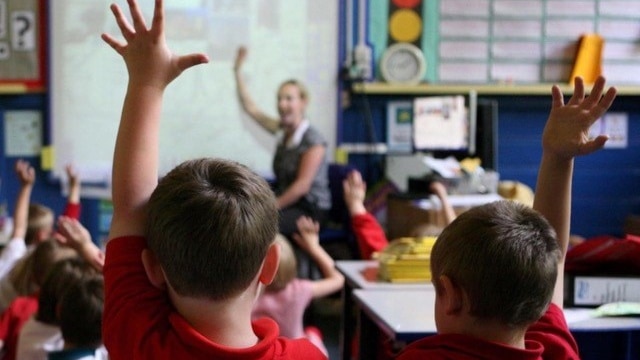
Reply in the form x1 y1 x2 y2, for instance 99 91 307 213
50 0 337 186
0 0 44 88
369 0 640 84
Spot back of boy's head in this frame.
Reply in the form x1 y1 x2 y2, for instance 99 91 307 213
59 275 104 349
36 256 97 324
431 200 561 327
267 234 297 292
147 158 278 301
9 239 77 296
26 203 54 245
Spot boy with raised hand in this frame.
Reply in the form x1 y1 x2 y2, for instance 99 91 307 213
397 76 616 359
343 169 455 259
100 0 326 358
0 160 38 279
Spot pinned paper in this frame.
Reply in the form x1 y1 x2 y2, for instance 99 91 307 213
41 146 54 170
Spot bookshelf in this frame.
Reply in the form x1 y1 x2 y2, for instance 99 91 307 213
352 82 640 96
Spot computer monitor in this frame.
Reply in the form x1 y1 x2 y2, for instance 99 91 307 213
411 94 498 171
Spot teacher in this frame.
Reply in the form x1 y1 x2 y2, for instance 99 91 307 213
233 47 331 238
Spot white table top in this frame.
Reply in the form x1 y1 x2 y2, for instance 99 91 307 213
353 288 436 342
414 193 504 210
353 288 640 341
336 260 433 290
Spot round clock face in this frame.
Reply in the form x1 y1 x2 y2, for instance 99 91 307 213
380 43 426 84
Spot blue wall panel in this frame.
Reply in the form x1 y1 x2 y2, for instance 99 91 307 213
0 94 101 244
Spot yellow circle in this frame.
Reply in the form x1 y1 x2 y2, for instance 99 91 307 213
389 9 422 43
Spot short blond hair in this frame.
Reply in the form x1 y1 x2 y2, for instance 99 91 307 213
267 234 297 292
26 203 54 245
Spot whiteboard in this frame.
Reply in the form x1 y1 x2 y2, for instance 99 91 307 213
50 0 338 189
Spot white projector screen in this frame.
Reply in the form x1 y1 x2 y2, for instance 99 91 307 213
50 0 337 193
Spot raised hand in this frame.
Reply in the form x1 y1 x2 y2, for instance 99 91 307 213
15 160 35 187
292 216 320 252
101 0 209 90
65 164 79 189
56 216 104 271
343 170 367 215
234 46 247 72
543 76 617 160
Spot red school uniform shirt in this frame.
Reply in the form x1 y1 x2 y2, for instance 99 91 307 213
0 293 39 360
103 236 327 360
396 303 579 360
351 212 389 260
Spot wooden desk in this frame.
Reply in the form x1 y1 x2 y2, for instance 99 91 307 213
352 288 640 360
336 261 431 360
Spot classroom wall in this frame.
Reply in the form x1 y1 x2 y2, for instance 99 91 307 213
337 0 640 238
0 93 103 243
339 90 640 239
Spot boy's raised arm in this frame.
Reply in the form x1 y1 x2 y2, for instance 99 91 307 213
101 0 208 239
533 76 616 308
10 160 35 240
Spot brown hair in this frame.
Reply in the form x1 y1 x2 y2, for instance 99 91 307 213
59 275 104 348
431 201 561 327
267 234 297 292
147 158 278 300
36 257 98 324
9 239 76 296
26 203 54 245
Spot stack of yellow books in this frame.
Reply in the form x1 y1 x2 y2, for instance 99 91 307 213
377 236 437 283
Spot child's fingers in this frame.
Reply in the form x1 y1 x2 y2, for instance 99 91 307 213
110 3 135 41
591 87 617 119
176 54 210 72
566 77 585 106
151 0 165 35
101 33 126 55
126 0 148 33
580 76 605 109
581 135 609 155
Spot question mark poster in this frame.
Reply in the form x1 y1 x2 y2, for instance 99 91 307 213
0 0 43 89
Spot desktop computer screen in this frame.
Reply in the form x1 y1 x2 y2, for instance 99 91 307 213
411 95 498 171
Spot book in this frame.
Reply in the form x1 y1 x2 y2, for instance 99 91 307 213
565 275 640 307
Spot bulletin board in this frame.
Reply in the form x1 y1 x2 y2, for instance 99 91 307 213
0 0 45 89
368 0 640 85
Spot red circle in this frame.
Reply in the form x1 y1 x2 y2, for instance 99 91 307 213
392 0 421 8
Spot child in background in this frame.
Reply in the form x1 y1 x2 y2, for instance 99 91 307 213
343 169 456 259
47 275 107 360
100 0 326 358
15 256 99 360
396 76 616 359
252 217 345 356
0 240 76 360
0 162 81 299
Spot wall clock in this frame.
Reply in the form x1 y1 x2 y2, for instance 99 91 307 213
379 42 426 85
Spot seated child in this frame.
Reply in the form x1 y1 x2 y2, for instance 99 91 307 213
0 240 76 360
47 275 107 360
15 256 99 360
344 169 455 259
100 1 327 358
252 217 345 356
396 76 617 359
0 162 82 311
